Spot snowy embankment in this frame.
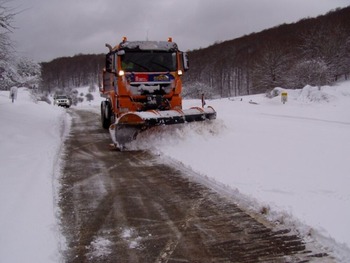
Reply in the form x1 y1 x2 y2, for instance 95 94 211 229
0 89 70 263
0 81 350 262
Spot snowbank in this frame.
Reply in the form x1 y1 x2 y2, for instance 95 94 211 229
0 88 69 263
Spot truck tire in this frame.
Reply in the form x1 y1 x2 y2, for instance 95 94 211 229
101 101 111 129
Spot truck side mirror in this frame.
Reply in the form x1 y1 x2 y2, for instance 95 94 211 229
182 52 189 71
182 52 190 71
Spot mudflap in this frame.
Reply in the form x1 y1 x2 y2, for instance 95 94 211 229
109 107 216 149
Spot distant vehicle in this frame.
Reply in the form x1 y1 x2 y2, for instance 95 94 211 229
54 95 71 108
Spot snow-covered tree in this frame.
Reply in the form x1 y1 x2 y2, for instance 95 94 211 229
0 0 15 62
0 0 41 90
0 59 19 90
0 57 41 90
287 59 332 89
16 57 41 88
1 3 43 91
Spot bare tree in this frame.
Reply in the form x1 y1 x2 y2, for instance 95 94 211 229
252 44 290 92
0 0 16 61
0 0 17 90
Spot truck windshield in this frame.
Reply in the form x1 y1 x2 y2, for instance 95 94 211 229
121 51 177 72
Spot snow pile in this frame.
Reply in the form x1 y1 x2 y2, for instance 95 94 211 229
0 88 69 263
87 236 113 260
297 85 335 103
121 227 142 249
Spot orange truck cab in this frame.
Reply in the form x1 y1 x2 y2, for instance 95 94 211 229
100 37 216 148
100 37 189 128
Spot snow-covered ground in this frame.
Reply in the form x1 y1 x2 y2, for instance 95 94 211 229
0 89 70 263
1 81 350 262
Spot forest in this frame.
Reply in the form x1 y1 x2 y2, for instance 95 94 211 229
1 6 349 99
40 54 104 94
185 6 350 98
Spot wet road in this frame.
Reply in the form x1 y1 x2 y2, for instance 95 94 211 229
59 109 333 262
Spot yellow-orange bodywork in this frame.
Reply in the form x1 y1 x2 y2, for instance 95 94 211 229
100 40 186 118
100 39 216 148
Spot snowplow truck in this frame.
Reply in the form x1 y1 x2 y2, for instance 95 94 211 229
100 37 216 148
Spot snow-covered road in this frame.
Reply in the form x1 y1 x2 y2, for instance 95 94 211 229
1 81 350 262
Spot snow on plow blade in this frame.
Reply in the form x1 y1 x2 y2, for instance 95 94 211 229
109 107 216 148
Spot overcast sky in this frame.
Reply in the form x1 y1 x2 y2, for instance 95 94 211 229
8 0 350 62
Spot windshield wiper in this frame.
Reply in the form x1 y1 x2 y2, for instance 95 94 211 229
151 61 173 72
125 60 150 71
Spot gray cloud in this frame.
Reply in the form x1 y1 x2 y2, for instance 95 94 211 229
9 0 349 62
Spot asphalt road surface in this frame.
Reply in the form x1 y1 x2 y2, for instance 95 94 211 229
59 109 333 263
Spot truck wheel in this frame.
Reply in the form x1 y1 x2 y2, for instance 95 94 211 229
101 101 111 129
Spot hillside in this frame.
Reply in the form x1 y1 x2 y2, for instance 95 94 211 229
40 7 350 98
184 6 350 97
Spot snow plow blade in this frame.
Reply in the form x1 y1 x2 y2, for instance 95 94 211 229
109 107 216 148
